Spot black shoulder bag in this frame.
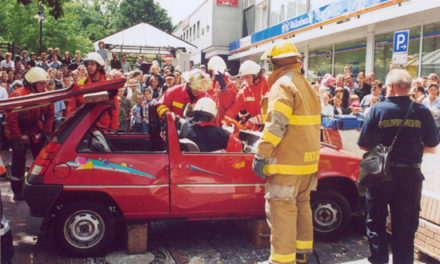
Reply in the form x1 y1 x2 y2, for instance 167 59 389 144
358 101 414 188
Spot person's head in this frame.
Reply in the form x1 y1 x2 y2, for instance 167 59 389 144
261 40 301 69
344 65 351 74
12 81 23 90
136 94 143 105
144 87 153 101
324 77 336 88
75 50 81 58
0 81 7 89
428 73 439 84
15 71 22 80
165 74 174 87
5 52 12 61
60 63 68 73
333 95 342 107
131 70 143 81
336 74 345 87
121 54 126 62
357 72 365 84
23 67 50 93
350 94 360 105
71 70 80 82
193 97 217 122
117 87 125 98
30 52 36 60
54 48 60 56
78 65 87 77
334 87 344 97
112 52 117 59
428 83 439 98
239 60 261 86
198 64 207 73
125 78 138 91
164 57 172 65
207 56 227 76
109 69 122 79
84 52 106 78
22 50 28 58
41 53 47 62
163 66 171 76
64 51 70 58
149 75 159 89
174 71 182 84
48 68 57 79
7 69 14 81
385 69 412 96
322 92 331 105
56 70 63 79
185 69 211 97
47 80 56 91
371 80 382 96
47 47 54 55
414 86 426 99
150 64 160 75
1 71 8 82
344 73 354 86
63 75 72 87
351 102 361 114
98 41 105 49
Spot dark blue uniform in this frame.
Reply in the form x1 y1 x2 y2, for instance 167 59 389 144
187 123 229 152
358 96 439 264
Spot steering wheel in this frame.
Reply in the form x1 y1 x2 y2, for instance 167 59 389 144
95 125 120 135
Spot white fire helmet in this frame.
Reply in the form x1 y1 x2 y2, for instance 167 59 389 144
84 52 106 67
207 56 226 74
24 67 50 84
193 97 217 119
239 60 261 76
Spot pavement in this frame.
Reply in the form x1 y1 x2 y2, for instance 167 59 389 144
0 147 438 264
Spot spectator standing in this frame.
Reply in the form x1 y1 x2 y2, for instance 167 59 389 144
142 87 156 133
110 52 121 70
360 80 384 110
49 55 62 70
96 41 108 68
38 53 50 71
21 50 29 66
46 47 54 61
117 87 132 132
321 92 334 118
357 69 439 264
61 51 71 65
131 94 146 133
160 57 174 74
1 52 15 70
27 52 37 68
54 48 62 61
344 73 358 95
422 83 440 130
120 55 131 73
354 72 371 101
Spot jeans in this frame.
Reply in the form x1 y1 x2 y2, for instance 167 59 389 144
365 166 423 264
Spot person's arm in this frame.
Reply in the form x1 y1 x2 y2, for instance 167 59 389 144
424 146 437 153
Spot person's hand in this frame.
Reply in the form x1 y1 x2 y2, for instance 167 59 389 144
252 157 266 180
214 72 226 90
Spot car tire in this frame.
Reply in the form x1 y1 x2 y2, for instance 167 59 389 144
54 201 116 256
311 191 351 240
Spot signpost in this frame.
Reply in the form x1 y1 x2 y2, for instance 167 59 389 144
392 30 409 65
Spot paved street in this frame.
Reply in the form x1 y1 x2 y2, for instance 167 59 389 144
0 149 438 264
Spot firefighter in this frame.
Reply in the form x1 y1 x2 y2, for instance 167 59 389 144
187 97 242 152
224 60 270 130
206 56 238 126
6 67 54 201
66 52 119 131
253 41 321 264
156 69 210 118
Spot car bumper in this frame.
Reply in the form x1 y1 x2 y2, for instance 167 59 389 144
23 180 62 217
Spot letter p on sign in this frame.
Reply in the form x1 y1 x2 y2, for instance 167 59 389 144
393 30 409 53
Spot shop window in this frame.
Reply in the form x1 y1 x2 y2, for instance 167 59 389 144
422 23 440 77
308 46 333 82
269 0 307 27
334 39 366 79
374 27 420 82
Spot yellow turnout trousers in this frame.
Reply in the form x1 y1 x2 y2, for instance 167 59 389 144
265 173 316 264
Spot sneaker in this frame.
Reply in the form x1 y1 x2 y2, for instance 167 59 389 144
13 193 24 201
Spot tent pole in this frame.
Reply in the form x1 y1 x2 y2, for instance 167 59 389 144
157 47 161 67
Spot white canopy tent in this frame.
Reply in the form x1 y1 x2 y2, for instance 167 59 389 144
93 22 197 55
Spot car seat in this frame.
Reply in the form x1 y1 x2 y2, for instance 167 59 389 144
179 138 200 152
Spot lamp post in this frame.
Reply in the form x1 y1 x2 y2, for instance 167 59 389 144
34 3 47 55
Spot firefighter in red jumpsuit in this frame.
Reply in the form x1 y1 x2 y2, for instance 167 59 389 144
224 60 270 130
187 97 242 152
206 56 237 126
5 67 54 200
66 52 119 131
156 69 210 118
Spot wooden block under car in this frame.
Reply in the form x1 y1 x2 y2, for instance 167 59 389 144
83 91 109 103
238 218 271 249
125 223 148 254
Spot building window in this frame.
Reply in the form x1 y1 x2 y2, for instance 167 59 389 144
255 0 268 32
243 5 255 36
269 0 307 27
193 25 196 41
422 23 440 77
334 39 366 78
308 46 333 82
374 27 420 81
197 21 200 39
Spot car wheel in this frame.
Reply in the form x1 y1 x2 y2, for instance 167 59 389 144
54 201 116 256
311 191 351 239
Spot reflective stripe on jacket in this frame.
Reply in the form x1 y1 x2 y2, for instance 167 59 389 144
257 63 321 175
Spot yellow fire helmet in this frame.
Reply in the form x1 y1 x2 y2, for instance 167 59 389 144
261 40 301 61
184 69 211 92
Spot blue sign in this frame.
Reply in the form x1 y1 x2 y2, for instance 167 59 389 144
393 30 409 53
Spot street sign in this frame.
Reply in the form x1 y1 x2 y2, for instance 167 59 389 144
392 30 409 65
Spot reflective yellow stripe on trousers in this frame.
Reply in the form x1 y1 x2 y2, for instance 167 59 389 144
271 252 296 263
297 240 313 251
263 163 319 175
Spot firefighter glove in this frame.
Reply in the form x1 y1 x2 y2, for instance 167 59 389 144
252 157 266 180
214 72 226 90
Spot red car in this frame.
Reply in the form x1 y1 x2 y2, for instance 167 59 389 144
3 80 363 256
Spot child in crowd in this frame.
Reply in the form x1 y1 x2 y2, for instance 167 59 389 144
321 92 334 118
131 94 146 133
117 87 132 132
141 87 157 134
333 95 349 116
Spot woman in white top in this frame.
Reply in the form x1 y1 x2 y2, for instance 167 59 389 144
422 83 440 129
321 92 334 118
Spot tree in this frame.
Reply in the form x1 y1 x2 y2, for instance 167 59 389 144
17 0 65 20
114 0 173 33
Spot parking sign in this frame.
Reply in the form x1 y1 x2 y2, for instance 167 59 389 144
393 30 409 53
392 30 409 65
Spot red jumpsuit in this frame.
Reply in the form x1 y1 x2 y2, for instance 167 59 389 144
225 76 269 125
207 75 238 126
66 75 119 130
156 83 207 118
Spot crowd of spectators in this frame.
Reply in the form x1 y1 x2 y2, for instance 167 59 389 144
316 68 440 131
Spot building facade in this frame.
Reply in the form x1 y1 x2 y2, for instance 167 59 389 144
228 0 440 82
173 0 243 73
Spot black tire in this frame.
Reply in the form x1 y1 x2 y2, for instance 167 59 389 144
311 190 351 240
54 201 116 257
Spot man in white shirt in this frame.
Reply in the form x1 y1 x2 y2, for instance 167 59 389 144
0 52 15 71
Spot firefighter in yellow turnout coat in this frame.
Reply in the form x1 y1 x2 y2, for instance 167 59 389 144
253 41 321 264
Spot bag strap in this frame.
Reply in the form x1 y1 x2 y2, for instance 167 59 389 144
389 100 414 152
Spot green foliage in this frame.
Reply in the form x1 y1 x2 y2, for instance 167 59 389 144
17 0 65 20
